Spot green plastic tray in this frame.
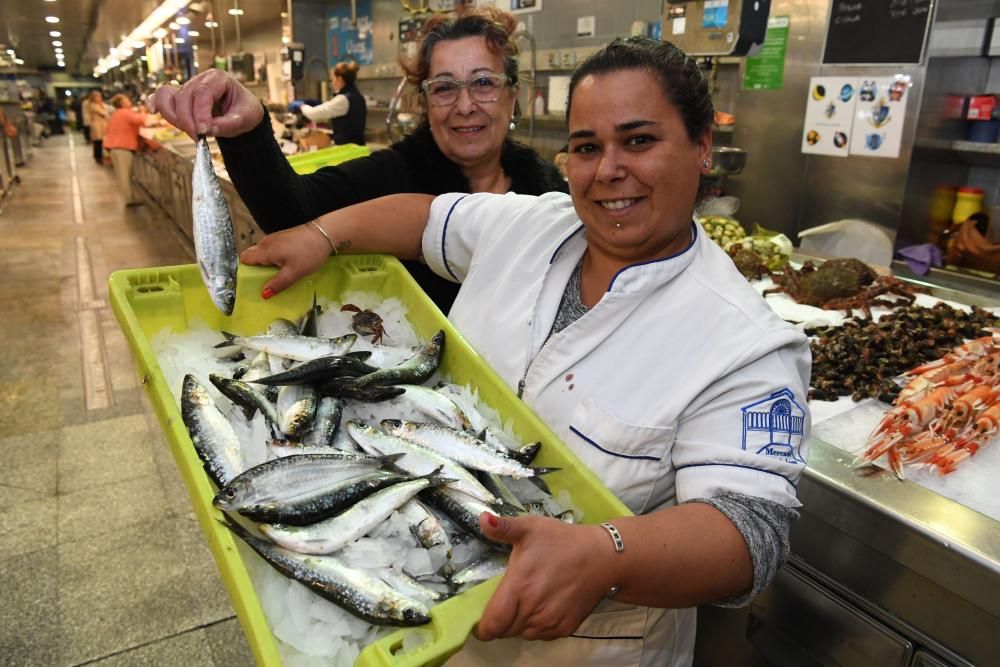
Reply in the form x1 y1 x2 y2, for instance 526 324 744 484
108 255 630 666
287 143 371 174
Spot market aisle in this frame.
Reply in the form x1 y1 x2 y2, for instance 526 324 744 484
0 135 253 665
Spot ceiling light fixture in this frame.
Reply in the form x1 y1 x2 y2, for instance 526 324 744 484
52 41 63 46
49 31 61 37
227 8 244 15
14 58 24 65
187 30 199 36
176 17 190 25
55 48 63 54
175 38 185 43
45 16 60 23
102 0 192 70
169 22 180 30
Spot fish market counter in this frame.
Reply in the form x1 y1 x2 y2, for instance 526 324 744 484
696 269 1000 667
133 132 263 254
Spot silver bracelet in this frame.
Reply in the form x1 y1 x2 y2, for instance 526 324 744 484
601 522 625 553
308 219 337 255
600 522 624 599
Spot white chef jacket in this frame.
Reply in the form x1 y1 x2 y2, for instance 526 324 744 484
300 95 349 122
423 191 812 667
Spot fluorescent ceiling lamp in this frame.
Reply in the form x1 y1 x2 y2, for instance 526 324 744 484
45 16 60 23
103 0 191 68
187 30 200 36
228 8 244 16
52 41 62 46
176 17 190 25
49 31 61 37
55 48 64 54
15 58 24 65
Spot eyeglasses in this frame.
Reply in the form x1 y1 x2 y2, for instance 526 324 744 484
421 73 508 107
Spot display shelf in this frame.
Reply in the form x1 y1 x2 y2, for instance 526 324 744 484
913 137 1000 168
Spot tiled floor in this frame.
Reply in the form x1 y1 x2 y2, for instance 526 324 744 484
0 134 254 665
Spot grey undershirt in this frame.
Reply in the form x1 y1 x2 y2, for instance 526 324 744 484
547 257 796 606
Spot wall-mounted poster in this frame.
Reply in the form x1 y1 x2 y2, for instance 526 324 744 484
327 0 373 67
848 75 911 159
801 77 858 157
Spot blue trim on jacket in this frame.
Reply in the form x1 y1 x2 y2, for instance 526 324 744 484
569 426 662 462
441 195 469 281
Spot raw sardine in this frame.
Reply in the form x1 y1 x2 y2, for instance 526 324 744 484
221 517 431 626
382 419 558 481
192 136 238 315
351 331 445 388
216 332 357 362
347 420 499 506
300 396 345 447
180 374 244 488
260 472 449 555
277 384 318 437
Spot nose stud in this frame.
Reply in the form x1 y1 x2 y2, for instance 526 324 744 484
615 223 623 229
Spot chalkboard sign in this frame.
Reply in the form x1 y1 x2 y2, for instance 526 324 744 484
823 0 933 65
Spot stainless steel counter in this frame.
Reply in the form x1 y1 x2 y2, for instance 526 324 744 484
696 269 1000 667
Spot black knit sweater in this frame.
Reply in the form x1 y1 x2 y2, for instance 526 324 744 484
217 112 567 312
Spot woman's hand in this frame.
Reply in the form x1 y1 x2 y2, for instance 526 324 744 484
474 513 618 641
240 224 333 298
147 69 263 139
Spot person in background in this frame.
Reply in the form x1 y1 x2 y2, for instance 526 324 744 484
238 36 811 666
87 91 108 165
299 60 367 146
80 92 93 143
147 7 566 313
104 94 147 207
70 94 84 138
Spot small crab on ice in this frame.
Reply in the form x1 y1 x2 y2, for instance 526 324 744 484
340 304 387 345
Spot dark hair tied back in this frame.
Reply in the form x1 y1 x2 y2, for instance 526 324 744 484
333 60 360 86
567 37 713 143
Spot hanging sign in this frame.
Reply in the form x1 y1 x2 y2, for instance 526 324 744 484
742 15 790 91
823 0 933 65
327 0 373 66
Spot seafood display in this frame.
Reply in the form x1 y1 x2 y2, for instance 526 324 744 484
807 302 1000 402
856 333 1000 478
191 136 238 315
765 258 922 318
171 295 572 660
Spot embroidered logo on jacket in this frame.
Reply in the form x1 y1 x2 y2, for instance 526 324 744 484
741 388 806 464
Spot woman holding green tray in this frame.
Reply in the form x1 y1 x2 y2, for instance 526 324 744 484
239 36 812 667
148 7 565 313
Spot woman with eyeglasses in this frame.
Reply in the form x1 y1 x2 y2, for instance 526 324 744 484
148 7 565 312
239 36 810 666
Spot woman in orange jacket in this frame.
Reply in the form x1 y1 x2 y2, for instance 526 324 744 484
104 94 147 206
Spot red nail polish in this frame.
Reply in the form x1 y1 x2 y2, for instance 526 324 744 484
262 287 275 300
487 513 499 528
